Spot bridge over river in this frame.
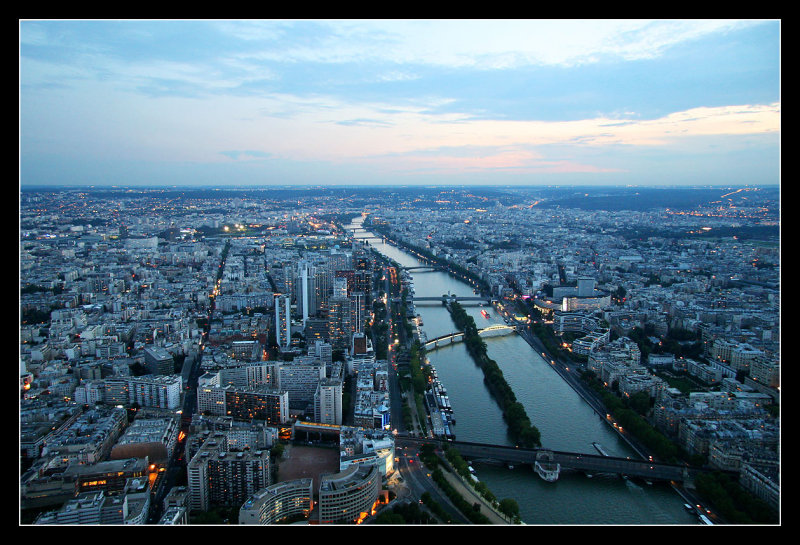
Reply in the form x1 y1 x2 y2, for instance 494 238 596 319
391 295 495 306
423 324 517 350
395 436 732 484
403 265 444 272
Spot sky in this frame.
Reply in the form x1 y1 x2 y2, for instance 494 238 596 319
19 19 780 188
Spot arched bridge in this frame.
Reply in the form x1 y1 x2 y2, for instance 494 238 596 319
393 295 495 306
424 324 516 350
396 437 730 484
404 265 444 272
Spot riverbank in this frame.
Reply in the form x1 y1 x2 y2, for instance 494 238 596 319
437 459 514 525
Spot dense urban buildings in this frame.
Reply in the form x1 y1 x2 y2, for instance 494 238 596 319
19 185 779 525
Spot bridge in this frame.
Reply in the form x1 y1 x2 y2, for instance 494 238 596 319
395 437 728 484
424 324 517 350
404 265 443 272
392 295 494 306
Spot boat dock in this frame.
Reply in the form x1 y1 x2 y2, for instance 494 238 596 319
592 441 610 457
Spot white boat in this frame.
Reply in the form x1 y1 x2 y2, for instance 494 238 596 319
534 450 561 482
534 460 561 482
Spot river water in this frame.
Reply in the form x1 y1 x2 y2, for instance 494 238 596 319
348 218 698 525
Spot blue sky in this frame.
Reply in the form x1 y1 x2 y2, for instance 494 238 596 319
19 19 780 187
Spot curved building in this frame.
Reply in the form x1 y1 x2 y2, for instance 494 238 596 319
239 478 314 525
317 464 380 524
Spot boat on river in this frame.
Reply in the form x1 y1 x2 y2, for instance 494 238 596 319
535 460 560 482
534 450 561 482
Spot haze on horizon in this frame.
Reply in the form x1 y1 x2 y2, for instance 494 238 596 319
19 19 780 188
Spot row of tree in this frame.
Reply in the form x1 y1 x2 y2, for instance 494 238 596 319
441 446 521 522
448 302 541 448
694 471 779 524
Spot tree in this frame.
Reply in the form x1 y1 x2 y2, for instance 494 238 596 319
627 391 651 416
373 512 406 524
270 443 285 459
498 498 520 519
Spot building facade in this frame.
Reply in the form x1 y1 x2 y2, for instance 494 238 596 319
187 433 271 512
317 463 381 524
238 478 314 525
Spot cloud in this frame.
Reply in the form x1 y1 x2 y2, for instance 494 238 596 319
335 118 394 127
370 149 624 175
21 20 771 95
228 19 763 69
19 19 779 186
346 102 780 156
220 150 272 160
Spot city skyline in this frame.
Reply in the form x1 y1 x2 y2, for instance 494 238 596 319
20 185 781 524
20 19 780 188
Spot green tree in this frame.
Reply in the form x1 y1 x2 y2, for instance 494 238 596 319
627 391 651 416
498 498 520 519
373 512 406 524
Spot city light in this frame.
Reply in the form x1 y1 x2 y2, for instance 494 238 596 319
19 181 779 526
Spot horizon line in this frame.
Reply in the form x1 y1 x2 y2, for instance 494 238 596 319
19 183 780 190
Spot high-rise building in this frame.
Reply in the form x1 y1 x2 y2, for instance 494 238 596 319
327 296 353 349
308 340 333 366
187 433 271 512
353 251 371 269
218 362 277 390
350 291 367 333
276 358 326 411
274 294 291 349
314 378 343 425
297 261 327 320
276 264 296 300
297 261 310 324
197 384 289 425
351 332 370 356
353 270 371 298
328 249 352 273
304 318 329 344
333 276 348 298
313 264 331 314
144 346 174 375
577 276 596 297
103 375 182 409
335 269 356 295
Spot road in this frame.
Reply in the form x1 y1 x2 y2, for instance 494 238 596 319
147 341 205 523
387 444 471 524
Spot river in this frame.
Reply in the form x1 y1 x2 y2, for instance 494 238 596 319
347 217 698 525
